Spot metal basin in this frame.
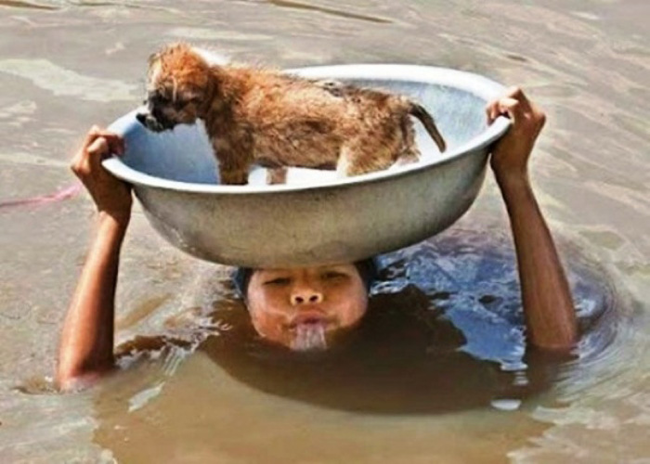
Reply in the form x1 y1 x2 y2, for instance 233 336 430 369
104 64 510 268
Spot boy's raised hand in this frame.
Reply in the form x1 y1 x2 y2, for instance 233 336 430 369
486 87 546 181
70 126 132 221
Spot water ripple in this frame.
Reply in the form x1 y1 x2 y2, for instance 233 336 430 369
0 0 57 10
262 0 392 24
0 59 137 102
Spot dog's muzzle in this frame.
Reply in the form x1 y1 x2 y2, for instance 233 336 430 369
136 111 174 132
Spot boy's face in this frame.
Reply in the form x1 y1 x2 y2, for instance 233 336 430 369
246 264 369 351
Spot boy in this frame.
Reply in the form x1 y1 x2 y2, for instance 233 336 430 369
57 87 576 391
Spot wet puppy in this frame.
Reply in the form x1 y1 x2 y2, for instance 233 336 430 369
137 43 446 185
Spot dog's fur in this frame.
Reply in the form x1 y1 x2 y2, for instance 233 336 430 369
137 43 446 185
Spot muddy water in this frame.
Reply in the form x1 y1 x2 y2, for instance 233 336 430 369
0 0 648 462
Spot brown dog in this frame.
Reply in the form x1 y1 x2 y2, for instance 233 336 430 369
137 43 446 185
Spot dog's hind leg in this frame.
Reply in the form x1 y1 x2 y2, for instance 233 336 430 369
338 139 395 177
266 167 288 185
394 150 419 167
395 115 421 167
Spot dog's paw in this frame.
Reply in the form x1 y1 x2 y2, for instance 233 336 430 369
266 167 288 185
316 80 346 98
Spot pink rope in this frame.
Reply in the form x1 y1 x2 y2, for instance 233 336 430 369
0 182 82 210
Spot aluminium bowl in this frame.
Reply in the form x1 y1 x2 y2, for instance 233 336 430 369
104 64 510 268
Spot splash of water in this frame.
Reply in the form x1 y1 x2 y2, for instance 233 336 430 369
290 323 328 352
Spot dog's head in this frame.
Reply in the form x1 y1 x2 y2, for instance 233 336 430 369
137 43 214 132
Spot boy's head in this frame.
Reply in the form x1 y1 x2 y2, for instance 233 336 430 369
234 261 376 351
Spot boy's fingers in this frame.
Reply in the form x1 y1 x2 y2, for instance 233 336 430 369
71 153 91 177
94 131 124 156
487 94 526 123
506 86 534 113
496 97 520 122
80 125 102 150
485 103 496 124
504 87 532 109
103 134 125 156
70 129 125 180
487 87 534 123
504 86 524 99
485 101 502 124
80 127 124 155
87 137 110 162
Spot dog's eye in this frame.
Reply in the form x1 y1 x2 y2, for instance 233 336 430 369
175 97 201 108
149 92 170 105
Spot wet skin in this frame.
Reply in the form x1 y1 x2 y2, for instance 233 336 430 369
246 265 369 349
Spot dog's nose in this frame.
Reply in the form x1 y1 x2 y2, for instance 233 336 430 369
135 113 148 125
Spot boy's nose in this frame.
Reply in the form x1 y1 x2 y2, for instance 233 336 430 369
290 289 324 306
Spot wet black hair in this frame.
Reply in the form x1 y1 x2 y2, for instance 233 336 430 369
232 258 379 300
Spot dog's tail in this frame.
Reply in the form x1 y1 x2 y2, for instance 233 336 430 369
409 103 446 153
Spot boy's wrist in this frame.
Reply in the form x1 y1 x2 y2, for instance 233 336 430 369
97 210 131 235
494 168 530 192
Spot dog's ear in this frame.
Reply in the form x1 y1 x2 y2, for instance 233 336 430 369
148 51 161 68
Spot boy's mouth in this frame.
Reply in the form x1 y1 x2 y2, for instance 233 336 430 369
288 310 334 330
290 321 329 352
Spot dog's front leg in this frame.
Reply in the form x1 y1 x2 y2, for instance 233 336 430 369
336 146 352 178
316 79 346 98
220 167 249 185
213 138 251 185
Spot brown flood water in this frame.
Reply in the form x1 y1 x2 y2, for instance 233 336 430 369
0 0 649 462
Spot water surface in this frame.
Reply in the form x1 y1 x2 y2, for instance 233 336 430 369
0 0 648 462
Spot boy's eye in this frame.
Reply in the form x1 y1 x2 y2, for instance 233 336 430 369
322 271 346 280
264 277 291 286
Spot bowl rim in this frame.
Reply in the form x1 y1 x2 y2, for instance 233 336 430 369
103 63 510 195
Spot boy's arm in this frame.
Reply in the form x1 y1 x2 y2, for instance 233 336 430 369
57 127 131 390
488 88 577 350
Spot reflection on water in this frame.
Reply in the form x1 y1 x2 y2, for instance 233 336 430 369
106 227 615 418
0 0 57 10
262 0 393 24
0 0 648 462
80 224 620 462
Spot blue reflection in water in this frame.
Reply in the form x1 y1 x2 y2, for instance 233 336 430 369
373 226 615 371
